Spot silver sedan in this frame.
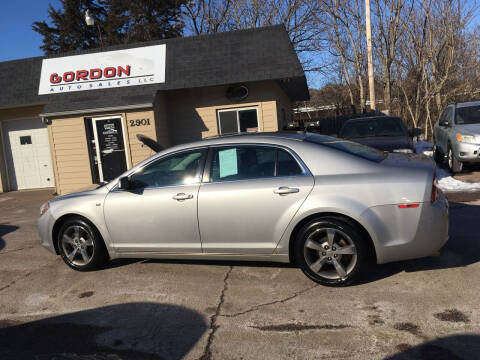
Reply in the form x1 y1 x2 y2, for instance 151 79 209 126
37 132 449 286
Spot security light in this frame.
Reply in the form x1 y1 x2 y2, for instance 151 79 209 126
85 9 95 26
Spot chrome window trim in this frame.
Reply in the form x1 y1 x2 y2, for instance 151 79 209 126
110 181 203 193
204 143 312 184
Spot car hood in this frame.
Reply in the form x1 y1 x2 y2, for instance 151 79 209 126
455 123 480 135
50 186 109 203
347 136 413 151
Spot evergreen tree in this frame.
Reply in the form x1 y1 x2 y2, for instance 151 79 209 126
33 0 185 54
32 0 105 54
101 0 185 45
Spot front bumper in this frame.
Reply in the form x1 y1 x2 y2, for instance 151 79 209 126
37 212 57 254
361 190 449 264
452 141 480 162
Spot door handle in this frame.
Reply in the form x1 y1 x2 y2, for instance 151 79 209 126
274 187 300 195
172 193 194 201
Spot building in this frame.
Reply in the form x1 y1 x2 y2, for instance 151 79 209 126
0 25 308 195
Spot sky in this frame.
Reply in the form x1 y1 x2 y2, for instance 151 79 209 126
0 0 479 87
0 0 61 62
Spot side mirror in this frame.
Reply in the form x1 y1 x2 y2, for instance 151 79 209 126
408 128 423 137
118 176 131 190
439 120 450 127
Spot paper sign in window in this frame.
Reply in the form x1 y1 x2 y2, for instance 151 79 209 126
218 148 238 178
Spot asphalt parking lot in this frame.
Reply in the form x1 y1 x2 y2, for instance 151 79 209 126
0 189 479 360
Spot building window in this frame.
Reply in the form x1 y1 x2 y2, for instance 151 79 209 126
20 136 32 145
217 107 259 134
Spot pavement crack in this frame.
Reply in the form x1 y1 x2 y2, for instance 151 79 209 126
0 258 59 293
199 265 233 360
0 270 35 293
221 284 318 318
0 246 35 255
251 323 352 332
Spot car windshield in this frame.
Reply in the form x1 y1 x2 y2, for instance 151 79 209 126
341 118 407 139
305 133 387 163
456 105 480 125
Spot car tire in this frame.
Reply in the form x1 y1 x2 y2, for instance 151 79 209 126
294 217 371 286
433 142 443 164
57 217 107 271
447 144 463 173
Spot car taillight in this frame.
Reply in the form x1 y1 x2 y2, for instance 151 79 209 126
398 203 420 208
431 173 438 203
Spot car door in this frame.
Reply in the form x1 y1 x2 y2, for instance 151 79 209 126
443 106 455 148
198 145 314 254
104 148 207 253
436 107 452 153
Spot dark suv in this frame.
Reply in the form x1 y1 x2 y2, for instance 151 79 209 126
339 116 421 153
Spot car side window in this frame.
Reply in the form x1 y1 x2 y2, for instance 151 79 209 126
446 107 453 123
130 149 206 189
210 146 303 182
277 149 302 176
438 110 446 124
211 146 276 182
440 107 452 125
438 108 448 125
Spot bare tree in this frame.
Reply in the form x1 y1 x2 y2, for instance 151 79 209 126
322 0 367 111
182 0 328 72
372 0 406 114
183 0 232 35
398 0 476 137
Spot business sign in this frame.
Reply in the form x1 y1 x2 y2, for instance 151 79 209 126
38 44 166 94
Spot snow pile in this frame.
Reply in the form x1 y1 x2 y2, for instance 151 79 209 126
436 167 480 192
414 141 480 192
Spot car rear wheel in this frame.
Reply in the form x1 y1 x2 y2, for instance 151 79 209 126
447 145 463 173
294 217 370 286
57 217 107 271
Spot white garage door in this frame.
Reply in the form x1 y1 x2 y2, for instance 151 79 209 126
3 118 55 190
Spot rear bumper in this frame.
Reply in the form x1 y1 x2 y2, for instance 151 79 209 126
37 212 57 254
361 190 449 264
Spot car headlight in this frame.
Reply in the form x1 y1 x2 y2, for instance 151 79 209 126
456 134 476 143
40 202 50 216
393 148 414 153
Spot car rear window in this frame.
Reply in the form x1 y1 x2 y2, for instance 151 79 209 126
340 117 407 138
305 133 386 163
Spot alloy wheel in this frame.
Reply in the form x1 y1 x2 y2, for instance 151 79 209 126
61 224 94 266
303 227 357 280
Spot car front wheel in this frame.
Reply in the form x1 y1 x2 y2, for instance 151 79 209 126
447 145 463 173
294 217 370 286
57 217 107 271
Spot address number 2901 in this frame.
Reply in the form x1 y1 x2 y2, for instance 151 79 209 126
129 118 151 126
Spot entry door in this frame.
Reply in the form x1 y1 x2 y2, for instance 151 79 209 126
3 118 55 190
198 145 314 254
93 117 128 182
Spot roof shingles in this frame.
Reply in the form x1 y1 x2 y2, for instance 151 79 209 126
0 25 308 113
